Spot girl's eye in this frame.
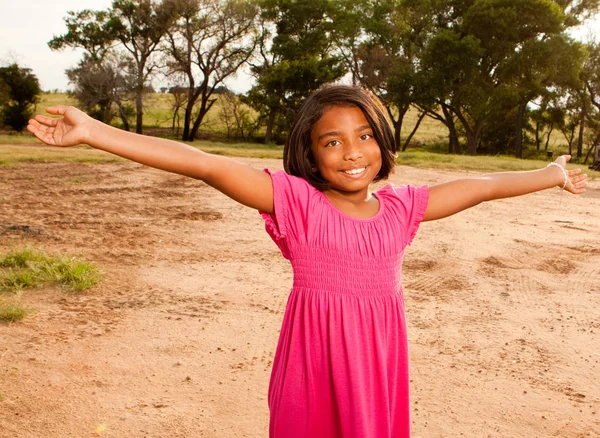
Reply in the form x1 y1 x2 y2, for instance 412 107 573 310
325 140 340 147
360 133 373 141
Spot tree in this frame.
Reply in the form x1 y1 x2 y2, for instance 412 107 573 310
344 0 435 152
0 64 41 131
245 0 346 143
50 3 173 134
582 41 600 163
420 26 483 154
49 9 120 62
67 55 136 129
420 0 583 156
529 97 565 153
164 0 259 141
109 0 175 133
219 90 259 140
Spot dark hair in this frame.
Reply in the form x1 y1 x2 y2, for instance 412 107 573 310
284 84 397 190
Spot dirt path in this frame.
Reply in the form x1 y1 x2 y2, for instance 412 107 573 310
1 152 599 437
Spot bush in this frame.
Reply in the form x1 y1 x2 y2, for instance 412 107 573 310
0 64 41 131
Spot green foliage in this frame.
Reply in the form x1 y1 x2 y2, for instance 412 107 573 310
66 55 135 126
0 248 101 292
40 0 600 157
246 0 346 142
48 9 120 61
163 0 259 141
0 64 42 131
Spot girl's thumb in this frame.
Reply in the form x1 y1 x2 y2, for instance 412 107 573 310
46 106 69 116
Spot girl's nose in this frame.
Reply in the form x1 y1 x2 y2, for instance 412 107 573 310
343 140 363 161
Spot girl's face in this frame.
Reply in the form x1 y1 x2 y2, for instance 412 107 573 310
310 105 382 197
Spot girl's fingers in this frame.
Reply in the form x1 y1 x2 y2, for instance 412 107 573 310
568 168 582 176
34 114 59 127
45 106 69 115
27 121 57 145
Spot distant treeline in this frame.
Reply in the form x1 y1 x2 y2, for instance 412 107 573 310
43 0 600 159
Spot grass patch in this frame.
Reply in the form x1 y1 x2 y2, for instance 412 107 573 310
196 140 283 159
0 248 101 292
0 133 40 145
0 302 28 322
0 145 122 167
397 150 590 174
2 268 42 290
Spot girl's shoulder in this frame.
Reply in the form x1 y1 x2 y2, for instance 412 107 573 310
266 169 311 187
375 182 429 217
375 182 429 200
263 169 318 222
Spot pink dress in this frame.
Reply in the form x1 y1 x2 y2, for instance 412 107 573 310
260 170 429 438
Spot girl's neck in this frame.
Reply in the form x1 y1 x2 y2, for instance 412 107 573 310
322 188 380 219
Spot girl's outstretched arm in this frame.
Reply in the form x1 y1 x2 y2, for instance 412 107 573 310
27 106 274 214
423 155 588 222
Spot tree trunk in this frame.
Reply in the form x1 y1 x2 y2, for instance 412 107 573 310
190 97 217 141
386 105 408 153
135 85 143 134
264 110 276 144
182 102 193 141
441 104 460 154
182 86 198 141
545 125 553 152
577 106 586 159
454 108 480 156
393 120 402 152
401 111 426 152
466 134 477 156
116 101 130 131
584 131 600 164
515 103 526 158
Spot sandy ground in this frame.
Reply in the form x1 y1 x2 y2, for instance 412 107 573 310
0 148 599 438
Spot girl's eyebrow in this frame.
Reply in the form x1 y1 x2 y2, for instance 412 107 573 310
317 130 341 141
316 125 372 141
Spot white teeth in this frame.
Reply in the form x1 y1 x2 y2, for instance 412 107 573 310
344 167 365 175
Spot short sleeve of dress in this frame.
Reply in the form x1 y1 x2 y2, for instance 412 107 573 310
259 169 288 241
259 169 312 259
381 184 429 248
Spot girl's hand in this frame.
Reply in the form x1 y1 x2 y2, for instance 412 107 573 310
551 155 588 195
27 106 94 147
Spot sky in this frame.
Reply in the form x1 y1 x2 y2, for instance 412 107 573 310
0 0 254 93
0 0 598 93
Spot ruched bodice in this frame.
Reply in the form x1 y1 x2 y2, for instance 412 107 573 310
260 170 429 438
290 245 403 296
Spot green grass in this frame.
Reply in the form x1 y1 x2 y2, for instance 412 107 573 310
397 147 596 175
0 248 101 292
194 140 283 159
1 92 595 174
2 268 41 290
0 144 122 167
0 133 41 145
0 302 28 322
35 93 78 115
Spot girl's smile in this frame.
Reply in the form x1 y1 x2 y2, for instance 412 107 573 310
310 105 382 201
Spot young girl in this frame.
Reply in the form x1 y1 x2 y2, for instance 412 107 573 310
27 85 587 438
